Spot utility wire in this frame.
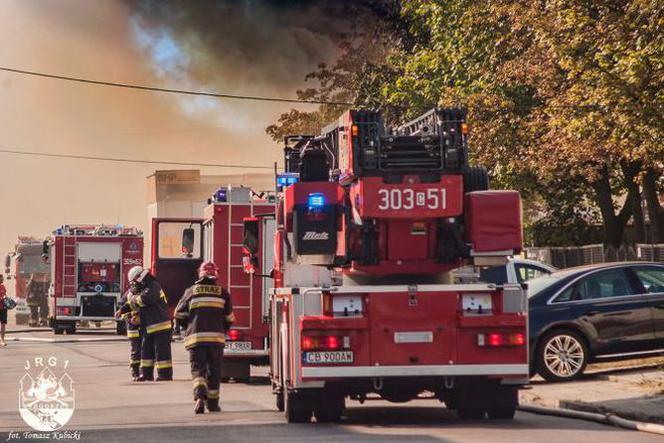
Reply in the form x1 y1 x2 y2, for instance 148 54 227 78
0 66 354 106
0 148 273 169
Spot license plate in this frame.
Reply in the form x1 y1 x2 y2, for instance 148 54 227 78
225 341 252 352
303 351 353 364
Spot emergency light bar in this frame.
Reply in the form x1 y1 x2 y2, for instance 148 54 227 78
276 173 299 191
307 193 325 209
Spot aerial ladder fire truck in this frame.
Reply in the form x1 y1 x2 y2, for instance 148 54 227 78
5 237 51 325
242 108 528 422
44 225 144 335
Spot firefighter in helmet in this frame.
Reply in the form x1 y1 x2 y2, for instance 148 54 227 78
124 266 173 381
175 261 234 414
26 273 49 327
116 289 142 381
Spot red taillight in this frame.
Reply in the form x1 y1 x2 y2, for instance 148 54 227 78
480 332 525 347
301 334 346 351
326 335 340 350
302 336 314 351
227 329 241 341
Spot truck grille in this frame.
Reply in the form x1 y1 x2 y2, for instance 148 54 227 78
378 136 443 171
81 295 116 317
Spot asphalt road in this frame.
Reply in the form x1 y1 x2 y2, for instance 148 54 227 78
1 330 661 443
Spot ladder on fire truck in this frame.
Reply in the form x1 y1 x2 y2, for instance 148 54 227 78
227 196 254 330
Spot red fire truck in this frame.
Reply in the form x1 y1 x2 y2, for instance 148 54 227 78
44 225 144 335
150 186 274 381
242 108 528 422
5 237 51 325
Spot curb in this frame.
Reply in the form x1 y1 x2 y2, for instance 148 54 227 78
7 336 128 344
519 403 664 436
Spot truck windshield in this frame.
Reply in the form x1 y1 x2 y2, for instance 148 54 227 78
18 254 49 276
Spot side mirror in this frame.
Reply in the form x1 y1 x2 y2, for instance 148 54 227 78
181 228 195 256
243 218 260 255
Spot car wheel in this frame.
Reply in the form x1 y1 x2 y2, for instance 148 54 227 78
536 329 588 382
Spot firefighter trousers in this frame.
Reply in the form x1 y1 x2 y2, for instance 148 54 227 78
140 330 173 380
189 344 224 406
129 334 141 378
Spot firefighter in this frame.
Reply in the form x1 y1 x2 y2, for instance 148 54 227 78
26 274 48 327
126 266 173 381
174 262 234 414
116 290 142 381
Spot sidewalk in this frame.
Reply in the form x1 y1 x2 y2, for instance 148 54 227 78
521 357 664 424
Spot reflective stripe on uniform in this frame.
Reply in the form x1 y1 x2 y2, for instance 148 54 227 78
207 390 219 399
190 297 225 310
146 320 172 334
127 330 140 338
155 360 172 369
134 296 144 307
225 312 236 322
174 311 188 319
192 377 207 389
140 359 154 367
129 359 140 365
184 332 225 348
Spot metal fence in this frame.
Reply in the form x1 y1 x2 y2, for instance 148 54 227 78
524 244 664 269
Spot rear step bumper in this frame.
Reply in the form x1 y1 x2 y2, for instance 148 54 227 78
302 363 528 378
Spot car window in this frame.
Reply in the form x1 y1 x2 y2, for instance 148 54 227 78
515 263 551 283
573 269 634 300
634 267 664 294
479 266 508 285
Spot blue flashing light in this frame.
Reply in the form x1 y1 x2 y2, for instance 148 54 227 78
214 188 228 202
276 173 300 190
308 193 325 208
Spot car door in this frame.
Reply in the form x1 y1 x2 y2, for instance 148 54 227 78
630 265 664 342
568 268 655 356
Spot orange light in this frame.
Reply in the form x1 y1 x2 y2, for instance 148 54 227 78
351 124 359 137
461 123 469 135
511 333 525 346
302 336 314 351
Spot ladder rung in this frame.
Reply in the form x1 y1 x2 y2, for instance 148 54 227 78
230 285 250 289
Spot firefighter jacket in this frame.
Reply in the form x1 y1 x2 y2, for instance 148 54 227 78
26 279 48 306
174 277 234 350
121 279 170 335
117 291 141 339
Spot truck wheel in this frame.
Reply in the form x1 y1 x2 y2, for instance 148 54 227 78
487 406 516 420
116 321 127 336
314 395 344 423
463 165 489 193
276 392 285 412
53 326 64 335
285 390 311 423
457 408 486 420
536 329 588 382
65 322 76 334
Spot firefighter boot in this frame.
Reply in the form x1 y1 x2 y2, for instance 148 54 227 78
207 399 221 412
194 398 206 414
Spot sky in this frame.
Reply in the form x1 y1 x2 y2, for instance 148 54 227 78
0 0 357 271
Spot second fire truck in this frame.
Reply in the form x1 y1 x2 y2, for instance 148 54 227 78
243 108 529 422
5 237 51 325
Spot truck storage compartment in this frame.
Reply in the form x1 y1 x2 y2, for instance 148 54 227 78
367 291 457 366
464 191 522 253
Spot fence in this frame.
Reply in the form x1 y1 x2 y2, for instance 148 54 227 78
524 244 664 269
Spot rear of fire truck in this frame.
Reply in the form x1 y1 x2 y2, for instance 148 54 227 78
46 225 143 334
245 109 528 423
5 237 50 325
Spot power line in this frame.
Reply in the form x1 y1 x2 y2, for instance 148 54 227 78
0 66 354 106
0 148 273 169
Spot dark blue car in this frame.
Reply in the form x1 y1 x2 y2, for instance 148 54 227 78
527 262 664 382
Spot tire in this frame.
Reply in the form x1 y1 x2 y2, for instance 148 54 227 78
536 329 588 382
457 408 486 420
53 327 64 335
487 406 516 420
116 321 127 336
314 395 344 423
276 392 285 412
285 390 311 423
463 165 489 193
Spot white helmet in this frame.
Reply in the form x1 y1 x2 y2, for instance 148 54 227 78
128 266 148 283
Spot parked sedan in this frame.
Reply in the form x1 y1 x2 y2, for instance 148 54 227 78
528 262 664 382
479 258 555 285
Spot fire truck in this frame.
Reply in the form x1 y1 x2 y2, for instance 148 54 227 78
242 108 528 422
150 186 274 381
5 237 51 325
44 225 144 335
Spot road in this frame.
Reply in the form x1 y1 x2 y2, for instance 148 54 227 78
0 329 661 443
